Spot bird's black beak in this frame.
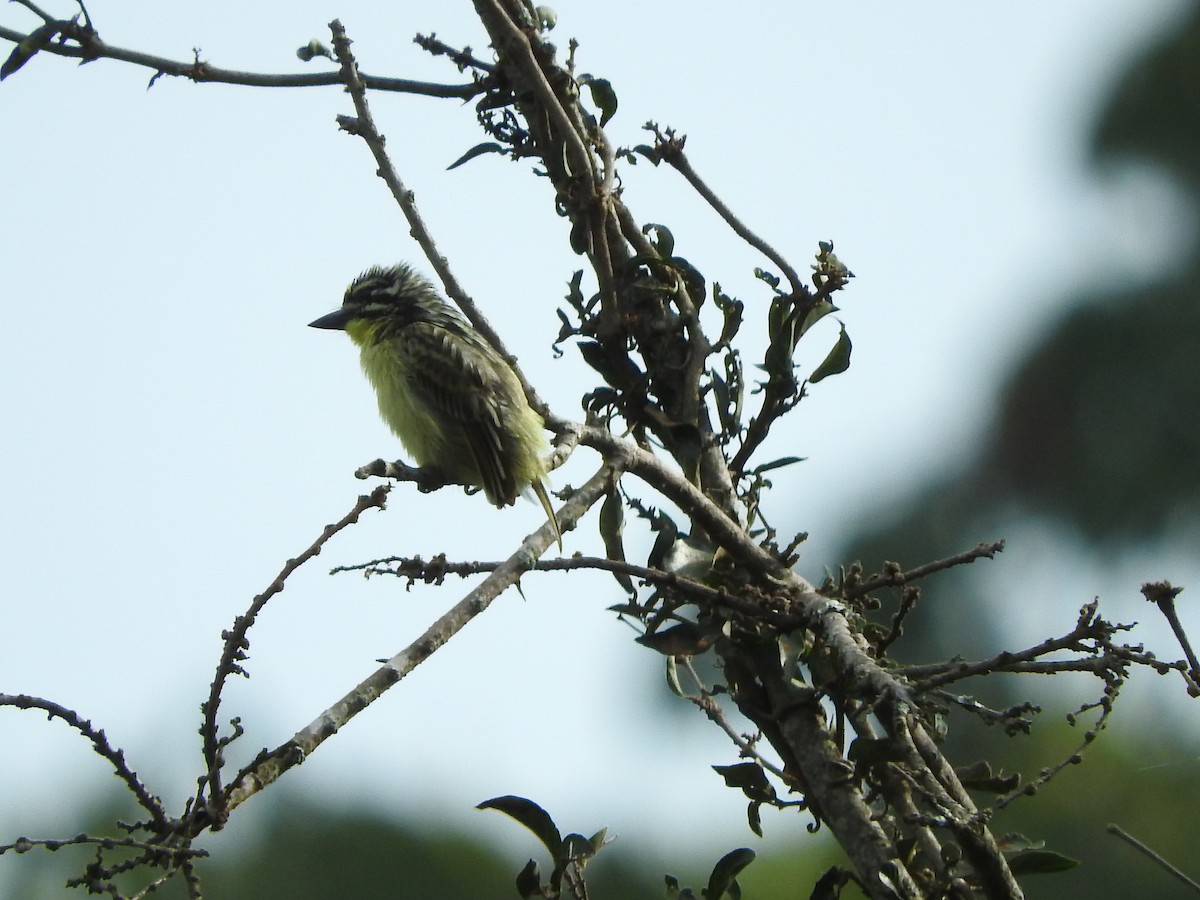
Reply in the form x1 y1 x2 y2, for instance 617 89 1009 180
308 308 354 330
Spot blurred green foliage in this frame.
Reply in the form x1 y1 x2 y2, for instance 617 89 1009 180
846 1 1200 562
833 3 1200 897
4 793 850 899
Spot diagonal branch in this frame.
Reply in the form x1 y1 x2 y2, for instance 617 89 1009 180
215 465 614 823
651 127 806 300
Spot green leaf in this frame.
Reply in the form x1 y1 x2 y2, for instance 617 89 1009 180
579 74 618 126
711 371 730 423
665 655 685 697
1007 849 1080 876
564 269 586 310
636 621 718 657
477 796 562 859
809 867 854 900
586 827 609 856
630 143 661 165
746 800 763 838
751 456 806 475
712 763 777 803
447 141 505 170
754 267 781 291
561 832 599 864
763 295 804 387
713 287 744 347
646 512 680 571
661 533 717 580
956 760 1021 794
996 832 1044 853
2 22 62 81
669 255 707 305
705 848 756 900
515 859 541 898
577 340 643 391
808 322 852 384
766 294 790 344
599 487 635 595
847 737 903 768
641 223 675 258
798 299 838 337
569 218 590 254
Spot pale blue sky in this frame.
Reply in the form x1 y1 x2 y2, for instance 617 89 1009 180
1 0 1192 892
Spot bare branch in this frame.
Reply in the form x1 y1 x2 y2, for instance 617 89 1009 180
413 32 495 73
0 22 486 96
218 466 612 819
197 485 390 824
1107 823 1200 895
1142 581 1200 694
650 125 806 300
0 693 168 829
900 601 1154 692
846 540 1007 599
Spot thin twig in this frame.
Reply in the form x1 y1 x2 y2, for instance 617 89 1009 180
693 692 804 792
339 551 718 593
1142 581 1200 694
900 602 1139 692
651 127 805 300
197 485 389 823
992 682 1121 813
846 541 1006 599
334 551 821 638
413 32 495 73
0 694 168 829
1107 823 1200 895
0 833 207 859
0 22 486 96
873 585 918 659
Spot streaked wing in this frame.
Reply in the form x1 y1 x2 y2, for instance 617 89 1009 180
397 321 516 506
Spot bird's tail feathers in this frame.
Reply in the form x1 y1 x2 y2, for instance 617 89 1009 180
530 478 562 552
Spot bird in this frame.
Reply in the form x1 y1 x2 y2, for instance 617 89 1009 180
309 263 561 548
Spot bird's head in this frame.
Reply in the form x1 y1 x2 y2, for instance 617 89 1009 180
309 263 447 340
